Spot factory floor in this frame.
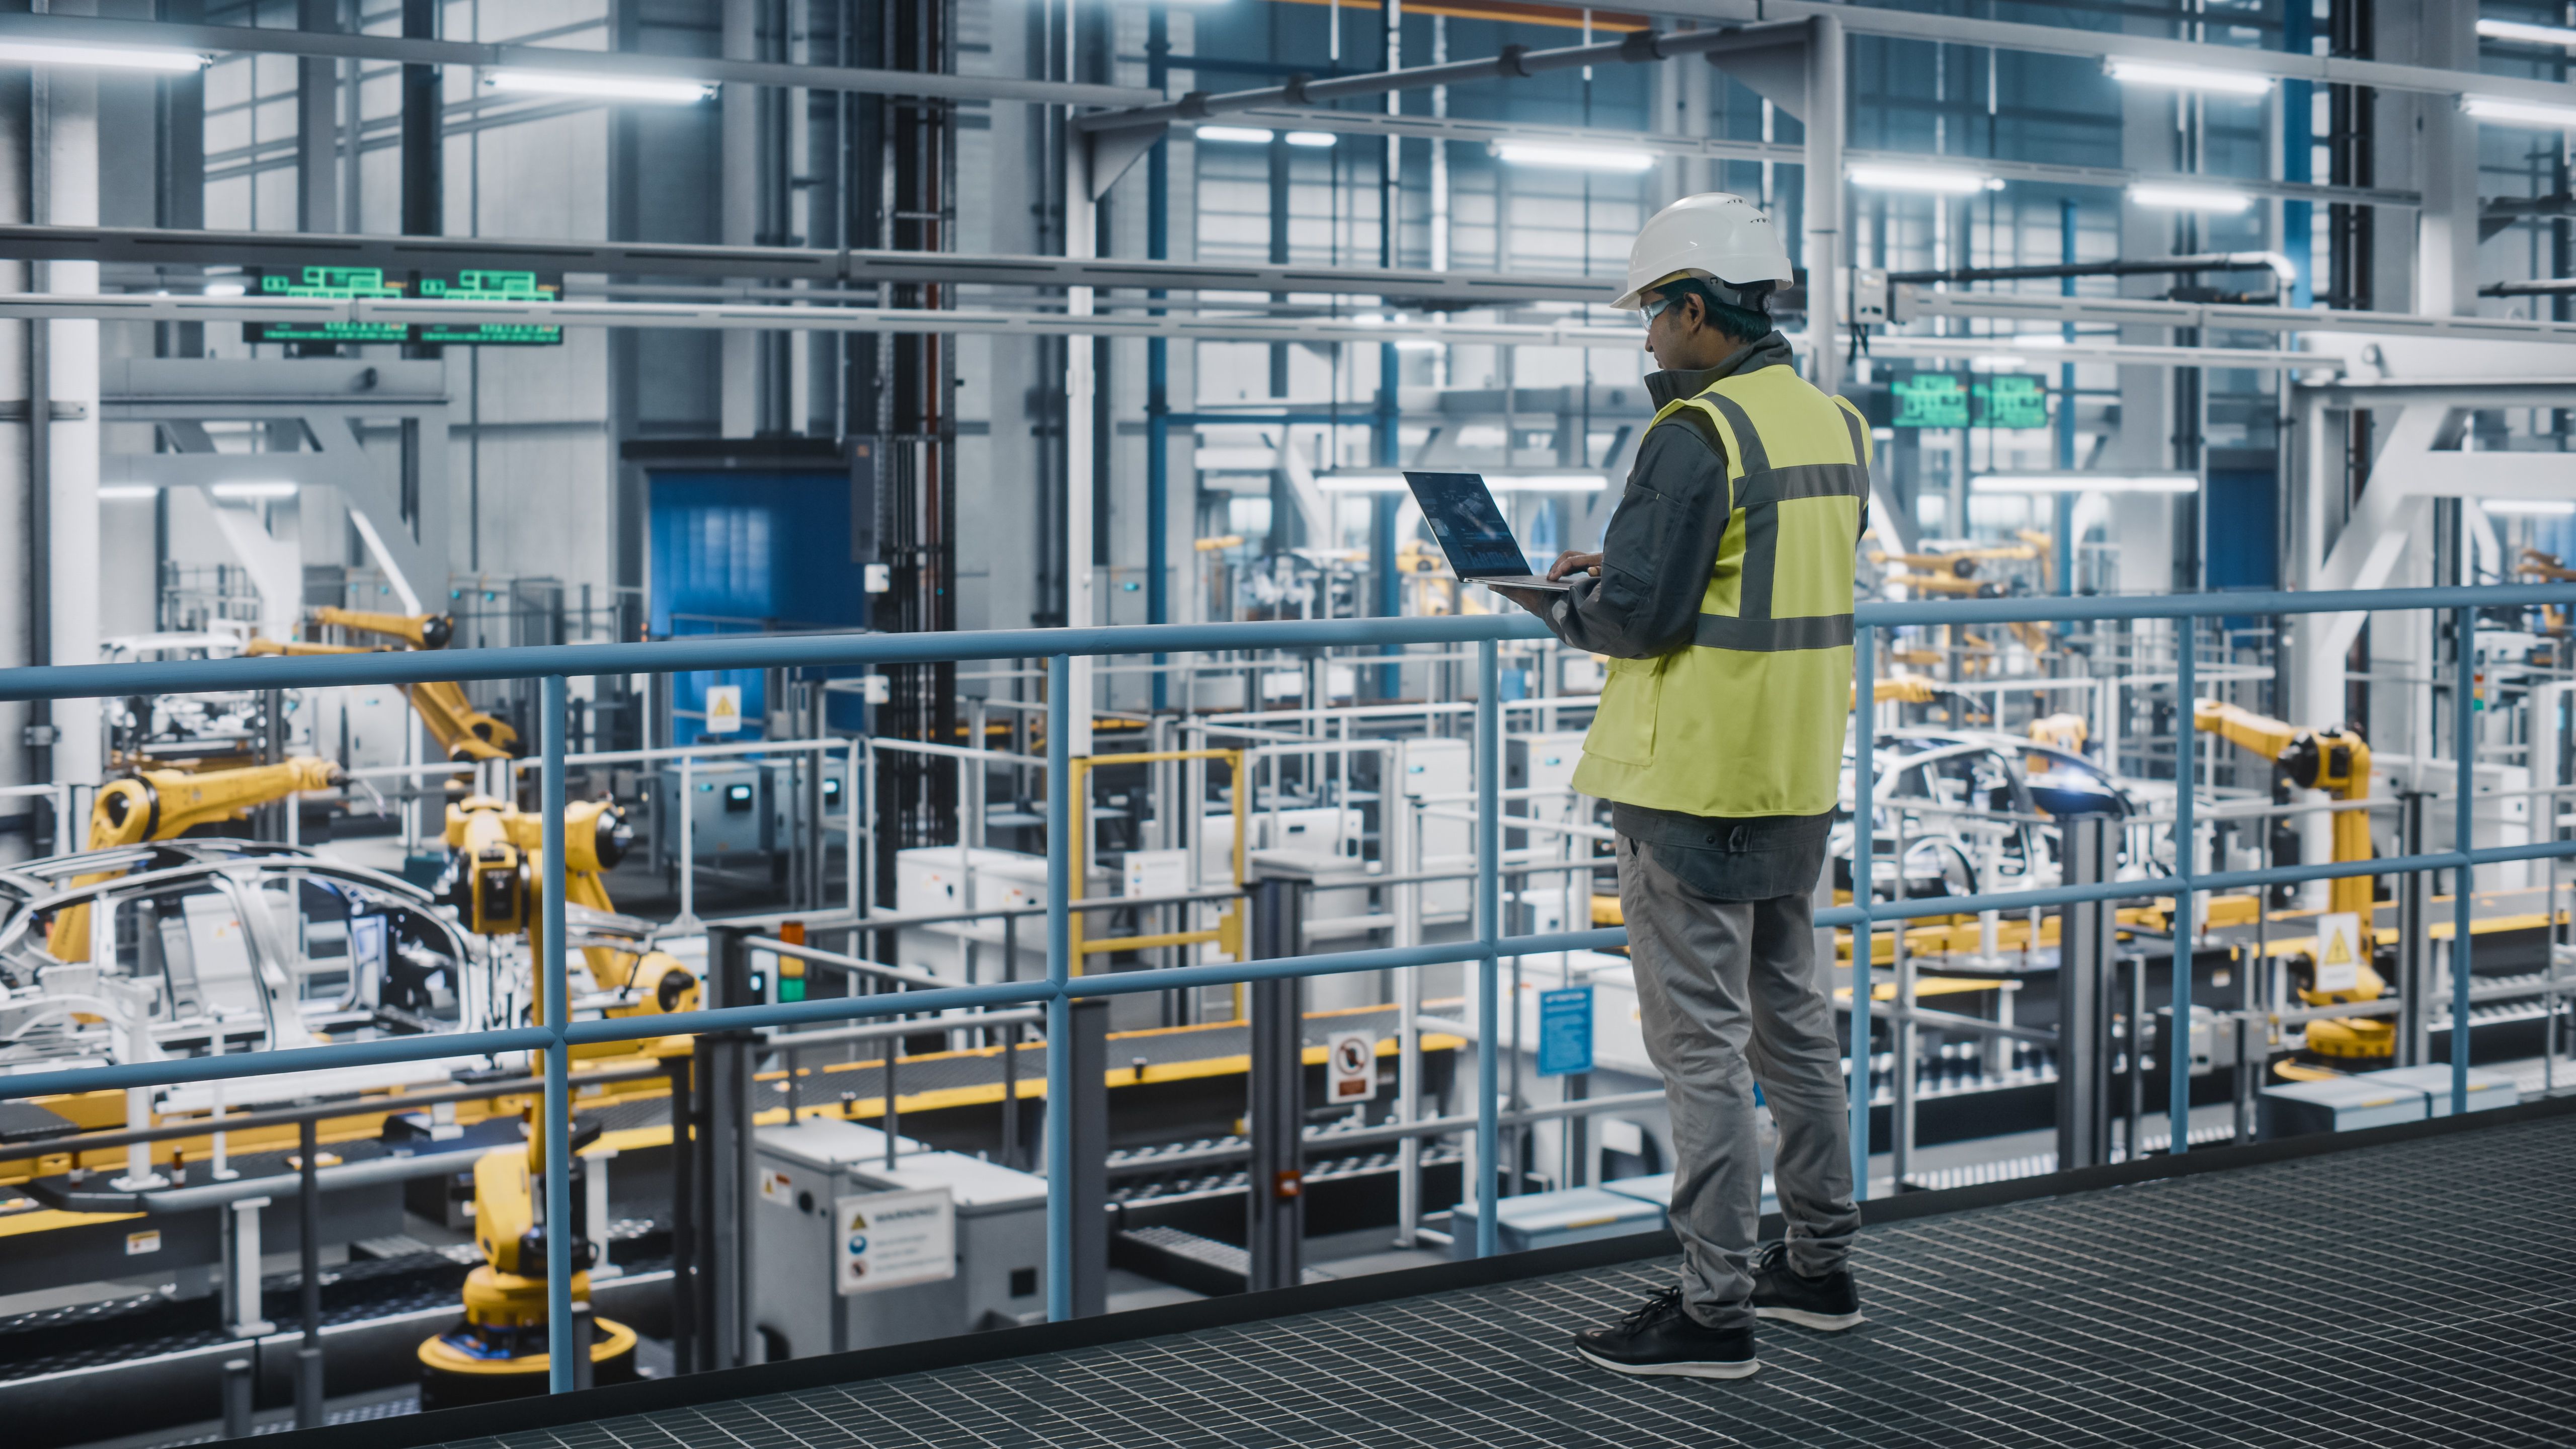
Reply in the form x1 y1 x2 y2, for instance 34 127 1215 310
261 1092 2576 1449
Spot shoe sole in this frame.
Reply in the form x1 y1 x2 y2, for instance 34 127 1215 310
1755 1306 1866 1331
1575 1345 1760 1380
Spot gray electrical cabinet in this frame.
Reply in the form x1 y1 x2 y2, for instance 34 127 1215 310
748 1118 1048 1361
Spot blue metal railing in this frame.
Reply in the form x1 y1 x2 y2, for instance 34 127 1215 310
1 581 2571 1389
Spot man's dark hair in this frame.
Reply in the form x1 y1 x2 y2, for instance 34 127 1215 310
1658 276 1773 342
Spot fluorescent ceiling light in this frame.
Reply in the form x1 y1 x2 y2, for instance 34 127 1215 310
1393 339 1446 351
1969 354 2028 371
0 41 209 71
2478 18 2576 47
2483 498 2576 517
1494 143 1657 173
480 69 716 103
98 485 159 502
202 281 246 298
2460 95 2576 129
1847 163 1999 194
2127 182 2252 213
1284 131 1337 148
1195 125 1275 144
2103 58 2273 96
1316 473 1409 493
1972 472 2198 494
1490 474 1608 492
210 481 300 501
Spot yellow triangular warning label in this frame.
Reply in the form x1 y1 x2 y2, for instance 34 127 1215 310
2322 930 2354 966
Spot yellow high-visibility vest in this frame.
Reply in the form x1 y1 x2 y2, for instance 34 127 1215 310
1572 361 1869 818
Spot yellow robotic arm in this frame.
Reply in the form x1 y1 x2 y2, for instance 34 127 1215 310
247 636 517 763
44 757 343 961
2192 700 2376 917
441 795 698 1018
313 606 455 651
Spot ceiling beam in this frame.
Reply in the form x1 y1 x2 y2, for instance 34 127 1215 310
1224 107 2423 211
0 12 1151 109
0 222 1612 303
1656 0 2576 106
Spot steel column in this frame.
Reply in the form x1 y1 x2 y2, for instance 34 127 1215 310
2453 606 2475 1113
1247 876 1306 1292
2057 814 2117 1169
1045 655 1073 1318
1474 639 1500 1256
541 675 574 1390
1850 620 1875 1196
2170 630 2195 1152
2399 790 2434 1065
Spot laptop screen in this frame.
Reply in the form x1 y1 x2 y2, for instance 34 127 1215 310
1405 472 1531 578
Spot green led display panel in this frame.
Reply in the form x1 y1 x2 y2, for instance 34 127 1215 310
1891 373 1969 429
1978 374 2050 430
243 267 565 346
1889 372 2051 430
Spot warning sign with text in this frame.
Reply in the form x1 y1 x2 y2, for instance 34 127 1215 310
834 1186 956 1296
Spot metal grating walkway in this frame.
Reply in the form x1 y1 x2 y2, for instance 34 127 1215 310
418 1111 2576 1449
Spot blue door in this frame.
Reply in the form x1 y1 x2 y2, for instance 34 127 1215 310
649 469 867 745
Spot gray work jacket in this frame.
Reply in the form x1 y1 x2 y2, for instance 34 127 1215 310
1535 330 1833 902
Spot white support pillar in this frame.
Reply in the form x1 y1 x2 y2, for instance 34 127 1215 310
222 1197 277 1338
46 59 100 786
719 0 761 437
1066 125 1098 757
585 1147 619 1279
1801 15 1843 400
2409 5 2480 319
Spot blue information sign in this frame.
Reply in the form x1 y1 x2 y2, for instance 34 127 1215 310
1537 986 1594 1077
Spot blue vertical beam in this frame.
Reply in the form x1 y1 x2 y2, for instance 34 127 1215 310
2169 630 2195 1153
1474 637 1500 1257
1044 655 1074 1319
1849 623 1875 1197
2281 0 2314 309
2055 197 2076 594
539 674 574 1391
1146 7 1171 711
1375 343 1403 698
2453 606 2475 1114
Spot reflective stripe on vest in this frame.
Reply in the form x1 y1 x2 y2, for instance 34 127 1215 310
1653 376 1868 654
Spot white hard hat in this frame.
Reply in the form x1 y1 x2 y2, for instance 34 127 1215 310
1609 192 1796 311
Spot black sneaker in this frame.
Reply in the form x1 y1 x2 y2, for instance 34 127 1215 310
1749 1242 1864 1331
1571 1287 1759 1380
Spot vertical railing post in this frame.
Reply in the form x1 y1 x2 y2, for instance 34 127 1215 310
1850 621 1874 1198
2169 622 2195 1153
1044 654 1074 1319
2454 605 2475 1114
541 674 575 1390
1474 637 1500 1258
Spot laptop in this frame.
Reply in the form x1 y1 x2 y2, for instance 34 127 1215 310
1403 471 1571 592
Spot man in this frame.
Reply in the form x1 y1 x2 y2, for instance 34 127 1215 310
1501 192 1869 1381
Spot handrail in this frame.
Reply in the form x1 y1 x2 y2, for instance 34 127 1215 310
6 581 2573 701
0 579 2569 1380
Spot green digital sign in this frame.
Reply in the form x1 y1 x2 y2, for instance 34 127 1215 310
1891 373 1970 429
1978 374 2050 430
1890 372 2051 430
243 267 564 347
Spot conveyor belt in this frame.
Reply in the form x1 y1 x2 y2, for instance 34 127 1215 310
373 1099 2576 1449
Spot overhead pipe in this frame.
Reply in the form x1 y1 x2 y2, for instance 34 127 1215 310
1888 252 2297 287
1074 20 1808 133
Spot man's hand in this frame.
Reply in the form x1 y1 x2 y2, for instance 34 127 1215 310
1548 550 1605 583
1489 585 1556 617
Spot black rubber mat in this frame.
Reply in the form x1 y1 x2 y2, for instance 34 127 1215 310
406 1108 2576 1448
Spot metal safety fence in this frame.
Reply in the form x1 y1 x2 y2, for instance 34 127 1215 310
1 581 2571 1395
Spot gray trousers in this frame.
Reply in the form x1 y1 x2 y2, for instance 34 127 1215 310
1618 833 1860 1331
